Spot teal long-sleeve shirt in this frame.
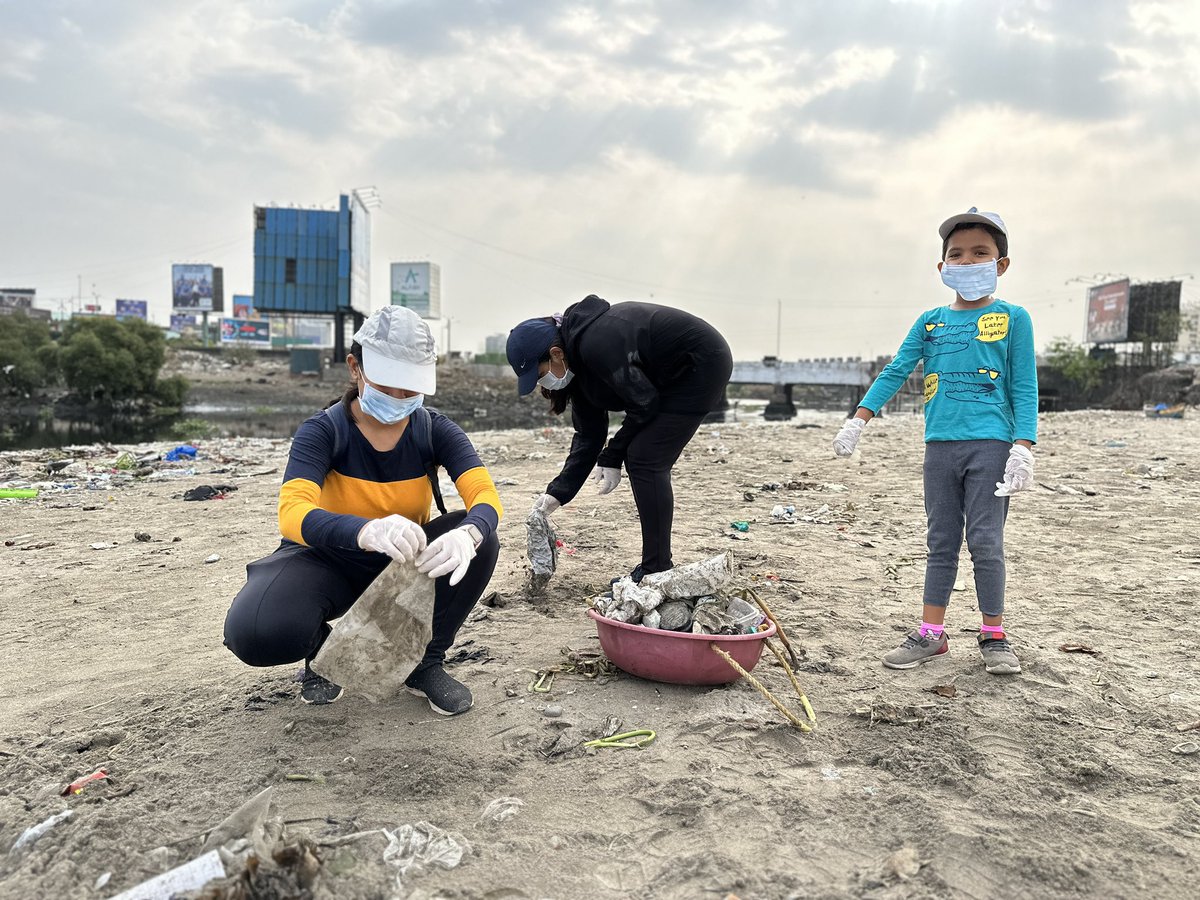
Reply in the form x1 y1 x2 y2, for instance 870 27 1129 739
859 299 1038 444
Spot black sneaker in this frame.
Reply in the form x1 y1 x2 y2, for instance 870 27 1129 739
609 564 645 586
405 665 473 716
300 662 344 705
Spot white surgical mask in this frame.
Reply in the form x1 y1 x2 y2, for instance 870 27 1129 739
537 365 574 391
359 381 423 424
941 259 1000 302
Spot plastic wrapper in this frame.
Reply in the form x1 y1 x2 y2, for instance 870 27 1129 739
526 509 558 589
311 562 434 702
639 552 733 600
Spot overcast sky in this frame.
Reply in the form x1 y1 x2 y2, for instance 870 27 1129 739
3 0 1199 360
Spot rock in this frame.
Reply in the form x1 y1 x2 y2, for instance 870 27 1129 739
543 705 563 718
204 553 221 563
134 532 152 542
883 847 922 880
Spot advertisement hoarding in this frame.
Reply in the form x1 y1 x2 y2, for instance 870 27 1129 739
170 314 197 332
1086 279 1130 344
115 299 148 321
172 264 216 311
233 295 254 318
220 318 270 345
350 192 371 316
1128 281 1182 343
390 262 441 319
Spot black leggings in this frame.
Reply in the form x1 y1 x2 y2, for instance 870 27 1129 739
223 511 499 674
627 345 732 574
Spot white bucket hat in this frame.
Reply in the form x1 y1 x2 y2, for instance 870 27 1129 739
353 306 438 394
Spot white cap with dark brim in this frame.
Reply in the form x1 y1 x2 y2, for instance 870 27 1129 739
353 306 438 395
938 207 1007 241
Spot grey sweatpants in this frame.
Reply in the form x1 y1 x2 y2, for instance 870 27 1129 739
922 440 1011 616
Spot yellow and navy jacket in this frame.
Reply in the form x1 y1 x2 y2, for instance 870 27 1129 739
278 403 502 550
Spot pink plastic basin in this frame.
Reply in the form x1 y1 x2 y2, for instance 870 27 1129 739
587 609 776 686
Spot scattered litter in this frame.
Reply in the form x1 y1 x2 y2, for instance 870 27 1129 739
204 554 221 564
444 641 491 666
62 768 110 796
729 521 750 532
10 809 73 853
820 766 842 781
1059 643 1101 655
109 850 226 900
1175 720 1200 733
854 703 932 727
134 532 152 542
0 489 38 499
480 798 524 825
381 822 470 890
952 579 966 592
164 445 199 462
183 484 238 501
769 504 796 522
926 684 958 698
284 774 326 784
1170 742 1199 756
91 542 116 550
584 729 656 750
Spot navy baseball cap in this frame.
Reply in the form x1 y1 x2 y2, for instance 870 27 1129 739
506 318 560 396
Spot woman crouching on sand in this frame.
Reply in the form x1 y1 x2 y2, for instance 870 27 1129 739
223 307 502 715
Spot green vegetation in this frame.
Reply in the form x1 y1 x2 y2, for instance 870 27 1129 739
1044 337 1108 394
0 312 58 396
0 313 189 410
170 417 219 440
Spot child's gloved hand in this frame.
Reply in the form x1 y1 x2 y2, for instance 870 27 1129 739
591 466 622 495
832 417 867 457
356 514 428 563
994 444 1035 496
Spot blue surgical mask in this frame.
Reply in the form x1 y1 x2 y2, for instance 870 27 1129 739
537 366 574 391
941 259 1000 301
359 382 423 424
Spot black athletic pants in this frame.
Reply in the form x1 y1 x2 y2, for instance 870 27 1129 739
223 511 499 674
626 344 732 574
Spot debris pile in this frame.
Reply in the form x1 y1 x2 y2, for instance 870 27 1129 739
591 552 766 635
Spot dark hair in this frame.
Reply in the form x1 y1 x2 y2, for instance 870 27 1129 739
942 223 1008 260
326 340 363 423
534 317 572 415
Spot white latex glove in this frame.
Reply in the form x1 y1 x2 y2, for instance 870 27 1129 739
532 493 561 516
416 526 479 586
833 417 867 458
356 514 428 563
592 465 621 495
994 444 1035 497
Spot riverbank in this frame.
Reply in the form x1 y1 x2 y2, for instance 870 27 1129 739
1 409 1197 898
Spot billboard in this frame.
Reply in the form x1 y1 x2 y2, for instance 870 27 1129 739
1086 279 1130 344
233 294 254 318
350 191 371 316
390 262 441 319
220 318 271 345
170 314 197 332
115 299 148 321
0 288 35 311
1128 281 1182 343
172 264 215 311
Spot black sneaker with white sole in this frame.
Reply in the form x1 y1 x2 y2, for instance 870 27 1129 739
300 662 344 705
405 665 473 716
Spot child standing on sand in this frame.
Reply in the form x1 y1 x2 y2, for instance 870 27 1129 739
833 207 1038 675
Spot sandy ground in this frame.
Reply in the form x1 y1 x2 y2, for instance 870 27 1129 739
1 408 1198 899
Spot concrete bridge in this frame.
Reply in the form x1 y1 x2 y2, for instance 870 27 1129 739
728 356 883 419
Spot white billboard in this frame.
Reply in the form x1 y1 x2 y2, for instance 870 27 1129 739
390 262 441 319
350 192 371 316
